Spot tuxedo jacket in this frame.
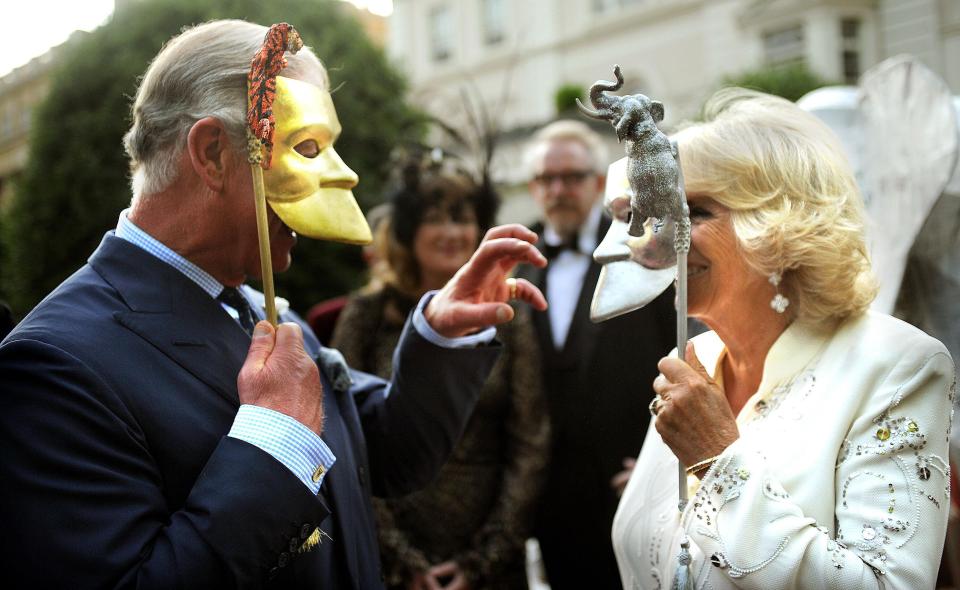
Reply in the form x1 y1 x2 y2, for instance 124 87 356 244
0 233 499 589
517 217 676 588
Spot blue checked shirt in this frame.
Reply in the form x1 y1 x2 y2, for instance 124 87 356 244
115 210 496 494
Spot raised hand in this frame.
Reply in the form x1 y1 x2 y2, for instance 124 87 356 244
424 224 548 338
652 342 738 471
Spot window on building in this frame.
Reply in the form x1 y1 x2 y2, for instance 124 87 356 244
841 18 861 84
430 4 453 62
482 0 505 45
763 24 805 66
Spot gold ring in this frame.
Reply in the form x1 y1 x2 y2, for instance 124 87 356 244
506 277 517 300
648 395 661 417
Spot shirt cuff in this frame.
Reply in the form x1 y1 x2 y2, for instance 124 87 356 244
228 405 336 495
412 290 497 349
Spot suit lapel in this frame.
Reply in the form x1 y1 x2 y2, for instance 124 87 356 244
563 217 610 370
91 234 371 586
521 231 555 353
90 234 249 405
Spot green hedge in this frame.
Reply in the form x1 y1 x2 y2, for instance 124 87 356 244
722 61 835 103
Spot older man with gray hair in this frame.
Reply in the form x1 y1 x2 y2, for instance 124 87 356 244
517 120 675 590
0 20 546 588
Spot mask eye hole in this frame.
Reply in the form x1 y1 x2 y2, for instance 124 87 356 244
607 196 632 223
294 139 320 158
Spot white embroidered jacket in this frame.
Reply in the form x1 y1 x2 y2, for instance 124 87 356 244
613 311 955 589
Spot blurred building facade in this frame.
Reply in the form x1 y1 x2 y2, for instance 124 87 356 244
388 0 959 220
0 0 386 212
0 32 88 211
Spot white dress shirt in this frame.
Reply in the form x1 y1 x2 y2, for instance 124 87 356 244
544 205 602 349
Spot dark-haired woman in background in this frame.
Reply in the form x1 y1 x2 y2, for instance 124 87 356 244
332 153 549 590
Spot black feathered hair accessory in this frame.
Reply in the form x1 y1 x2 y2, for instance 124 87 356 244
386 145 499 248
385 84 505 248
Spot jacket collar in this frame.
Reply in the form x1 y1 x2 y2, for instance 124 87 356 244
694 318 833 424
89 233 249 405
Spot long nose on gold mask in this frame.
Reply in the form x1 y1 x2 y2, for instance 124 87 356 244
263 76 372 244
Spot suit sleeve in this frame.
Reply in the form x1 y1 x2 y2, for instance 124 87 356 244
351 315 502 498
0 338 329 589
683 344 955 589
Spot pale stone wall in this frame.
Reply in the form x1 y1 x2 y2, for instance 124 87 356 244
387 0 959 223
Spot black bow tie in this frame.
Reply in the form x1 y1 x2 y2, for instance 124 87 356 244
543 233 580 259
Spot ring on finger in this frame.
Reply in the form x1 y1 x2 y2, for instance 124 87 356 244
506 277 517 300
648 395 662 417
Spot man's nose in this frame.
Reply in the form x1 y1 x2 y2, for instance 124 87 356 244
544 177 572 200
320 148 359 189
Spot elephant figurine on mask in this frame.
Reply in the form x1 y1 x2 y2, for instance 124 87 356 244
576 65 688 249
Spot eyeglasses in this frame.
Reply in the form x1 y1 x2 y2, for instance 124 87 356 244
533 170 595 187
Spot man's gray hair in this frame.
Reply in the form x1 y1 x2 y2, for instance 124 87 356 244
523 119 609 177
123 20 327 199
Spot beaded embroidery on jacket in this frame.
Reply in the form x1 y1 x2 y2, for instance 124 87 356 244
679 351 954 583
832 367 953 574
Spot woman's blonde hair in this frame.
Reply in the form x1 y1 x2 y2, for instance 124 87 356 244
675 87 877 326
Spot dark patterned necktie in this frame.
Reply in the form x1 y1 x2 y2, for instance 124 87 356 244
217 287 256 336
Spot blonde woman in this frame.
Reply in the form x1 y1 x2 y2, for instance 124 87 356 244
609 89 955 589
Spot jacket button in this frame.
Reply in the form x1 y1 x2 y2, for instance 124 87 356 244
278 552 290 568
268 567 279 580
300 524 313 539
289 536 300 553
358 465 366 485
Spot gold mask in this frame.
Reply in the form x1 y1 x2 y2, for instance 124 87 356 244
263 76 372 244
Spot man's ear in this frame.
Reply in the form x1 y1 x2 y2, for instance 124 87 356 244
186 117 230 192
594 173 607 195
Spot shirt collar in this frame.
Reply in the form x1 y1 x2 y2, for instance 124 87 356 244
543 203 603 254
115 209 224 299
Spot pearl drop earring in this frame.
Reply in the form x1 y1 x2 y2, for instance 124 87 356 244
769 272 790 314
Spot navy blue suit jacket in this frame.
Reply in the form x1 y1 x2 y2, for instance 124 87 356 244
0 234 499 589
